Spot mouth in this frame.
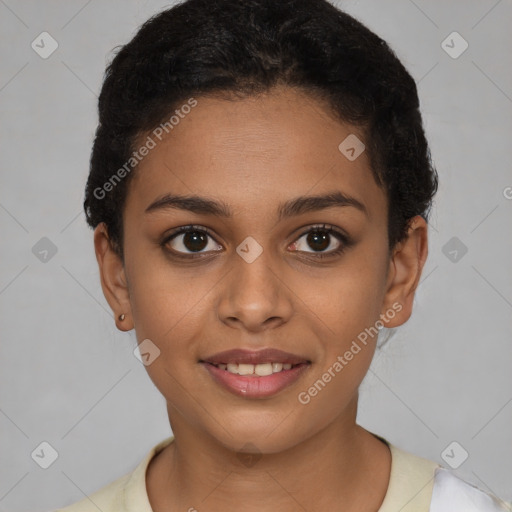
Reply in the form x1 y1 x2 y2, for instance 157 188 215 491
202 361 306 376
199 348 311 398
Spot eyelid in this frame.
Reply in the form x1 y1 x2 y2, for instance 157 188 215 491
292 222 350 242
163 224 219 241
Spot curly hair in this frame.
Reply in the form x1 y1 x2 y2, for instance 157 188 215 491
84 0 438 261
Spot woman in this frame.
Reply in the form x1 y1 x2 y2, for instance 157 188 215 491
55 0 511 510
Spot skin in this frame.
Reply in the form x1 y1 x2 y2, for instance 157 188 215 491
94 85 428 511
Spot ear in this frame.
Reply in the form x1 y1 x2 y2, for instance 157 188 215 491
93 223 134 331
380 215 429 328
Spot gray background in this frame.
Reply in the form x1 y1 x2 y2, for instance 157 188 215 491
1 0 511 510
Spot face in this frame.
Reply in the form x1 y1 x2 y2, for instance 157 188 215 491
95 85 427 454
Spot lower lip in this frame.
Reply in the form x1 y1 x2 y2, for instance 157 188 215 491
200 362 310 399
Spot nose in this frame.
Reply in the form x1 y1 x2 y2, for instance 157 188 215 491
216 246 294 333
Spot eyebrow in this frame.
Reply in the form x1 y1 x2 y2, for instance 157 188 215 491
144 190 368 220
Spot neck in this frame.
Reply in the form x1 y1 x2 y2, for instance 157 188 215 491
146 396 391 512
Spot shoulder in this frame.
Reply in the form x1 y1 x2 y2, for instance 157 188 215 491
430 467 512 512
52 436 175 512
377 439 511 512
378 442 440 512
52 472 130 512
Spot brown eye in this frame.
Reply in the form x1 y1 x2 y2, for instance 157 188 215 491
304 230 331 252
290 224 351 257
163 226 222 255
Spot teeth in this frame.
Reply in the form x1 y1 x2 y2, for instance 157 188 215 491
238 363 254 376
216 362 297 376
255 363 273 376
227 363 239 374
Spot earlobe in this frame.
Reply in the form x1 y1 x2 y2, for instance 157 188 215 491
93 223 134 331
380 215 429 329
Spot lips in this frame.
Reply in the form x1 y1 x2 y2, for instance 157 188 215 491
199 348 312 398
200 348 310 366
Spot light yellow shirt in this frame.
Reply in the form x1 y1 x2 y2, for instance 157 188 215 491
51 435 472 511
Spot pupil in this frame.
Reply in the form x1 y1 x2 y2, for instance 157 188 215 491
307 231 329 251
184 231 208 252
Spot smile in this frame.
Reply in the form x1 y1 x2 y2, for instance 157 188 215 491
199 347 311 398
201 361 311 398
210 363 297 377
210 361 297 375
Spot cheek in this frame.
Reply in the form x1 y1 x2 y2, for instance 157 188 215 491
128 274 214 408
300 257 387 347
125 251 219 389
294 274 383 425
124 243 215 339
129 283 215 376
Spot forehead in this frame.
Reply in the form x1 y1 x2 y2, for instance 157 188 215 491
126 86 386 222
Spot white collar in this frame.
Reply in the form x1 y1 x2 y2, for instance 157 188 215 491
430 468 511 511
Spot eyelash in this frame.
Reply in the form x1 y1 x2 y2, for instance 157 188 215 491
160 223 353 260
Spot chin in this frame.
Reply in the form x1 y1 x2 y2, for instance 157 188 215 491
206 419 306 456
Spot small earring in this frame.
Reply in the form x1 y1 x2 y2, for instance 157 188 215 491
118 313 126 321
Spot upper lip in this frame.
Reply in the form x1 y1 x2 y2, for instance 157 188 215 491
200 348 310 365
